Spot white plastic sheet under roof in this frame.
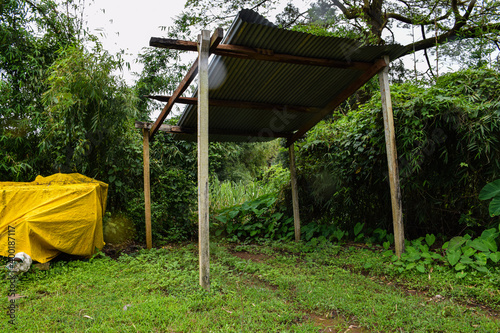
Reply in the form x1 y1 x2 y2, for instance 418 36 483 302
173 9 407 142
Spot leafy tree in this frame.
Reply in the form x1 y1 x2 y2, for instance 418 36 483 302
41 44 142 209
0 0 81 181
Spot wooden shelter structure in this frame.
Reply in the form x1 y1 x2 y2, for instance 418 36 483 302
136 10 407 290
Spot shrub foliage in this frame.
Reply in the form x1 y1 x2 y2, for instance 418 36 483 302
295 68 500 237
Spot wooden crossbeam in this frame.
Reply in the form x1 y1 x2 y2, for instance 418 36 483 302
286 58 388 147
150 37 373 71
149 29 224 139
135 121 292 139
146 95 321 114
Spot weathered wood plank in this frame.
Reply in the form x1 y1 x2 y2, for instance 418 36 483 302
198 30 210 291
135 121 292 139
378 55 405 257
142 128 152 250
145 95 321 114
289 144 301 242
287 58 387 146
150 37 373 70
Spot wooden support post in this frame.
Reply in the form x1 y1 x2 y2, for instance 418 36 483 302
289 144 301 242
378 56 405 257
143 128 152 250
198 30 210 291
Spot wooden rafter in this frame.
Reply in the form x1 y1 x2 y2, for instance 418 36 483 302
146 95 321 114
286 58 388 146
135 121 292 139
149 29 224 139
150 37 374 71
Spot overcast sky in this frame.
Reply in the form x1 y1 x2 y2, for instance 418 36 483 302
84 0 188 83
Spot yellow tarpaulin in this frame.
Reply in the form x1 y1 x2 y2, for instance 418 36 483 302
0 173 108 263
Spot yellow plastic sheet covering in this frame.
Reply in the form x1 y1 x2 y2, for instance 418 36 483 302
0 173 108 263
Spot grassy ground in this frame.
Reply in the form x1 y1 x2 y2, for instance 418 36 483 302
1 241 499 332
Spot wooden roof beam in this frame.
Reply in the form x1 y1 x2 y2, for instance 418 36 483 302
149 28 224 139
136 121 292 139
286 58 388 147
150 37 373 71
145 95 321 114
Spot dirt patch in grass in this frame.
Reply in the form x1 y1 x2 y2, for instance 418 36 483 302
102 241 144 259
307 312 367 333
232 251 271 263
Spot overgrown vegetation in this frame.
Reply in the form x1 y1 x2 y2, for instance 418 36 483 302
294 68 500 238
2 0 500 256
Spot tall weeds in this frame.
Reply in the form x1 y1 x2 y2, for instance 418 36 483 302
210 177 276 211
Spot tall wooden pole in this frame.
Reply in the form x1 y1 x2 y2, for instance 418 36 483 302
198 30 210 291
378 56 405 257
143 128 152 250
289 144 301 241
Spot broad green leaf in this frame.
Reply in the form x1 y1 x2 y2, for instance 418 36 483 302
479 179 500 200
382 250 393 257
228 210 239 219
469 239 490 252
446 250 461 266
484 238 498 252
416 264 426 273
462 247 476 257
431 252 443 260
425 234 436 246
354 222 364 236
489 252 500 263
405 263 416 270
454 263 466 271
215 215 228 223
489 197 500 217
456 271 467 278
474 252 489 266
480 228 499 240
459 256 474 264
471 264 490 274
447 236 466 252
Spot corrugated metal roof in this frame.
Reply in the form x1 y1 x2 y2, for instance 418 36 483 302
172 9 407 142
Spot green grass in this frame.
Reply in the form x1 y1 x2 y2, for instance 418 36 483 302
1 242 499 332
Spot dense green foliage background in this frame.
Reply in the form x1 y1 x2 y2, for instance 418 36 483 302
1 0 499 247
294 68 500 238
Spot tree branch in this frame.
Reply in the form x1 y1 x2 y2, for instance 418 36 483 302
24 0 61 35
386 10 452 26
421 24 436 79
331 0 362 19
281 10 308 29
401 22 500 58
452 0 477 30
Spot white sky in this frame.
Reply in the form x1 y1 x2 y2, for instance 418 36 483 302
84 0 188 83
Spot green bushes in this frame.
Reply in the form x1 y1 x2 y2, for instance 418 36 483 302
211 193 294 242
295 67 500 237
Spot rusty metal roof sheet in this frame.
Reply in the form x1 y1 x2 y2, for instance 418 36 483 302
172 9 406 142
